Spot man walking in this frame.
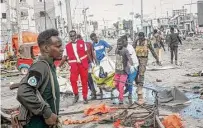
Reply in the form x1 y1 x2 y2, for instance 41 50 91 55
152 29 165 63
133 32 161 104
90 33 113 64
65 30 89 104
77 34 98 99
168 27 182 65
122 35 139 104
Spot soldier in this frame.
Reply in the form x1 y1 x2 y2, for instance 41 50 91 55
168 27 182 65
17 29 63 128
151 29 165 63
133 32 161 104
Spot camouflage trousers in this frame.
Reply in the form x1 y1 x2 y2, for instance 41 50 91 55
136 57 148 86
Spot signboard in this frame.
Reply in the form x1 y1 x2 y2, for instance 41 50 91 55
197 1 203 27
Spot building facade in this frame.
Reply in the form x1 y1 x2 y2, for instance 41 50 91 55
34 0 56 33
0 0 36 44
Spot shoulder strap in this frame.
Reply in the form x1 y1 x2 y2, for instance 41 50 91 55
49 68 57 113
35 60 50 94
36 60 57 113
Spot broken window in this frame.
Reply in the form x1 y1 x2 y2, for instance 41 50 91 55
20 0 26 2
21 9 28 17
39 11 46 17
2 13 6 19
1 0 5 3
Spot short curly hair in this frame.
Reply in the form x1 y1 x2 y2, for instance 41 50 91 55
37 29 59 47
121 35 128 41
138 32 145 37
90 33 96 39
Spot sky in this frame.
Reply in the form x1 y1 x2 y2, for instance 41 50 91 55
70 0 200 28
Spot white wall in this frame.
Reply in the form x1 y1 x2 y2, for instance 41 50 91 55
34 0 56 32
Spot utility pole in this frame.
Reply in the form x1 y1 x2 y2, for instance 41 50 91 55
190 0 192 14
83 8 89 41
16 0 23 46
44 0 47 29
160 0 163 16
6 0 13 55
131 0 134 41
131 13 134 41
59 1 65 38
154 6 157 19
141 0 143 31
65 0 72 33
182 6 185 30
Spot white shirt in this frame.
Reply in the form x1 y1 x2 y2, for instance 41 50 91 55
127 44 138 67
72 42 87 63
72 43 81 62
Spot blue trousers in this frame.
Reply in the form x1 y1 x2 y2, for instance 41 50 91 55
126 70 138 94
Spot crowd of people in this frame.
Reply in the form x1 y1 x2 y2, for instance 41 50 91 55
16 27 182 127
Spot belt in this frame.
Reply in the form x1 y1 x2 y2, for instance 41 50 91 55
69 55 87 63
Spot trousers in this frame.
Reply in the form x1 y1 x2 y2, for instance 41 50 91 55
88 73 96 93
126 69 138 94
114 74 128 101
170 46 178 61
70 63 88 99
155 48 162 62
137 57 148 86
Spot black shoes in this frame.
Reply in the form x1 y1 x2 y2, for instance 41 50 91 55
175 60 178 65
73 95 79 103
91 94 97 100
83 99 88 104
119 100 123 104
73 95 89 104
124 88 128 94
128 94 132 104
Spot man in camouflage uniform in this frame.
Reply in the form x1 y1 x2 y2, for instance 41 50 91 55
151 29 165 63
133 32 160 104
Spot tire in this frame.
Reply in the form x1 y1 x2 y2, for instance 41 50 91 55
20 67 29 75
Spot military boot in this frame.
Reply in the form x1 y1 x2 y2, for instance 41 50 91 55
91 91 97 100
136 86 144 104
171 60 173 64
175 60 178 65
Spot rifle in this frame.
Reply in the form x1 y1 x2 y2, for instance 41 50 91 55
160 40 166 51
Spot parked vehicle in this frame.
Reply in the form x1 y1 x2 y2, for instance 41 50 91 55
16 43 37 74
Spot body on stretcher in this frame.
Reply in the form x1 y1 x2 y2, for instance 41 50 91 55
91 56 115 90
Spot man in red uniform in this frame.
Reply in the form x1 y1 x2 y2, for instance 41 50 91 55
65 30 89 104
77 34 98 99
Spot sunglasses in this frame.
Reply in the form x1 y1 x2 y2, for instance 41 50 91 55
70 35 76 37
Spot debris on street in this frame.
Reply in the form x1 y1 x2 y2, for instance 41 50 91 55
185 70 203 77
1 0 203 127
162 114 184 128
